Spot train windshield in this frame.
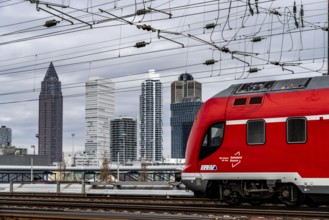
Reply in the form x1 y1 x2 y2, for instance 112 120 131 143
199 123 224 161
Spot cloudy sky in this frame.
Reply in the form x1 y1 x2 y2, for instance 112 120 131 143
0 0 327 158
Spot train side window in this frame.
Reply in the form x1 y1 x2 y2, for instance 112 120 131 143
234 98 247 106
287 118 307 143
249 97 263 104
199 123 224 161
247 120 265 145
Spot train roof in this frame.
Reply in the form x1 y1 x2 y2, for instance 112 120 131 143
214 75 329 98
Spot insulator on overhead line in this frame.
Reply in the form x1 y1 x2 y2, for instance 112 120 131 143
248 67 260 73
220 47 230 53
270 61 280 65
248 0 254 16
44 19 60 28
205 23 216 29
29 0 39 3
251 36 264 42
300 4 304 28
136 9 150 15
255 0 259 14
134 41 149 48
137 24 156 32
203 59 218 65
270 10 281 16
322 27 328 31
300 4 304 17
293 1 297 14
292 1 299 29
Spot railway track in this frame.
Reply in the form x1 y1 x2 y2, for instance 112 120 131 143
0 193 214 206
0 194 328 219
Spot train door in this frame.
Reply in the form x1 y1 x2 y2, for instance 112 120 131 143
316 117 329 173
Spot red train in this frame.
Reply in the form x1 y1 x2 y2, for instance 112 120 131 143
181 76 329 206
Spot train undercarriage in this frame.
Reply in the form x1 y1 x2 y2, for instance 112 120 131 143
203 180 318 206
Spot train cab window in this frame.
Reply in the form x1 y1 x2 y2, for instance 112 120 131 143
247 120 265 145
199 123 224 161
287 118 307 143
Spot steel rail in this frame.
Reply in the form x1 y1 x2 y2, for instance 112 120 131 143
0 197 329 218
0 209 211 220
0 193 212 204
0 198 220 208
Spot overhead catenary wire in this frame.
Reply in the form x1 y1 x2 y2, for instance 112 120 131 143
0 65 322 106
0 4 322 52
1 0 278 45
0 0 24 8
1 8 325 66
0 44 324 90
0 22 324 78
0 0 326 96
0 54 325 102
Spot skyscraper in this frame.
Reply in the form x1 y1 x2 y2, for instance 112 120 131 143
170 73 203 159
110 117 137 164
139 70 163 162
0 126 12 147
38 62 63 164
85 77 115 160
171 73 201 103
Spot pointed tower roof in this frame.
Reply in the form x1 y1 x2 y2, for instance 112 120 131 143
44 62 59 80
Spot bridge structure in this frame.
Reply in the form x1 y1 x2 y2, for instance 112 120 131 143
0 165 183 183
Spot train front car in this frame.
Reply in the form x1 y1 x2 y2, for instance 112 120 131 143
182 76 329 206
